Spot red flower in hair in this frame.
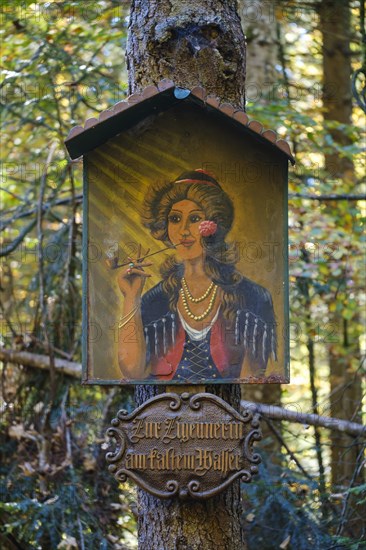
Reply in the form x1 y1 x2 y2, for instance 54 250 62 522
199 220 217 237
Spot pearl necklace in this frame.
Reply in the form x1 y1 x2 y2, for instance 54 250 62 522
181 277 216 303
179 285 218 321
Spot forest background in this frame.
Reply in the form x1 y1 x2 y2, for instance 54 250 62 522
0 0 365 549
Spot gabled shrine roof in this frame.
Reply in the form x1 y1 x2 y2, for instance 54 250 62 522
65 79 295 164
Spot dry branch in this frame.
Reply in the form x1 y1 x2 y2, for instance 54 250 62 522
0 348 81 378
241 400 365 438
289 193 366 201
1 347 365 438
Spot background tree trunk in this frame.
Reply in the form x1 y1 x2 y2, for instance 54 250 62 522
238 0 278 105
127 1 247 548
319 0 365 537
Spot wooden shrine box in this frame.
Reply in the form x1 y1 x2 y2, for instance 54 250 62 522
65 80 294 386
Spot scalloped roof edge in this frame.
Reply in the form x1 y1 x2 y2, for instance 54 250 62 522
65 79 295 164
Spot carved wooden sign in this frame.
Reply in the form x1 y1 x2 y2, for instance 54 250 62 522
105 392 261 499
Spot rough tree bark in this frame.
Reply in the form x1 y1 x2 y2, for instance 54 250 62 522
127 0 245 107
127 1 247 548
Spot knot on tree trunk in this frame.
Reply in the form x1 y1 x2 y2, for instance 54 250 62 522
127 0 246 107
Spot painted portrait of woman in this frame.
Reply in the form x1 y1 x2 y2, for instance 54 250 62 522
116 169 277 383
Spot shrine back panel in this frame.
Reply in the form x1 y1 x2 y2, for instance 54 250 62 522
84 102 289 384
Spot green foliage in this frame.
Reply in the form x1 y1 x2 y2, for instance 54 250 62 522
243 460 334 550
0 1 138 548
0 376 136 548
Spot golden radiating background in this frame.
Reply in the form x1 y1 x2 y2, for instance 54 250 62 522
86 104 288 382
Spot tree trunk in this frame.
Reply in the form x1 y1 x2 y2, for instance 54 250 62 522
127 0 245 108
135 384 243 550
127 1 247 548
238 0 278 105
319 0 365 537
319 0 354 177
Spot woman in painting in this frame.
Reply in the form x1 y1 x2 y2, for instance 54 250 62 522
117 169 277 382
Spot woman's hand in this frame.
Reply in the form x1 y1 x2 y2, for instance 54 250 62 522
117 258 152 300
